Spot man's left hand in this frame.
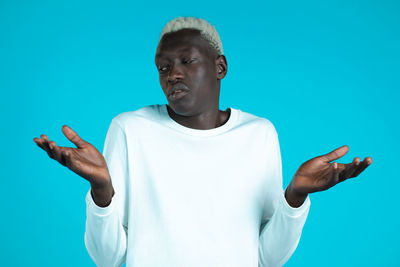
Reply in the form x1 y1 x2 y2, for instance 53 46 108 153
285 145 373 207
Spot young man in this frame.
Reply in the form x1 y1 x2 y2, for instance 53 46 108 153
33 17 372 267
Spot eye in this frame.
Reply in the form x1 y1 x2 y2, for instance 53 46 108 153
183 58 195 64
158 65 169 72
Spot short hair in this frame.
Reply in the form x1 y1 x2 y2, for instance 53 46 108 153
159 16 224 56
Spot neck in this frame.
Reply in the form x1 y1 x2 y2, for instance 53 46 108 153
166 105 230 130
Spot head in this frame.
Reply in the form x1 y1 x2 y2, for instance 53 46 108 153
155 17 228 116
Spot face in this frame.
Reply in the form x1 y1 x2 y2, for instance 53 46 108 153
155 29 227 116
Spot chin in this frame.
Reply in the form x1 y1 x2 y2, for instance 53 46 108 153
167 100 196 117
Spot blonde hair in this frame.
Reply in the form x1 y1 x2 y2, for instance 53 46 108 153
159 16 224 55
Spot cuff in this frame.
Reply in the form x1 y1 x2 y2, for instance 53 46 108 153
85 189 115 217
279 190 311 217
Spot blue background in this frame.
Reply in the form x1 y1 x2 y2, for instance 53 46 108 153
1 0 398 266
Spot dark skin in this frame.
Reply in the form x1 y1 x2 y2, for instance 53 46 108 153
33 28 373 208
155 29 230 129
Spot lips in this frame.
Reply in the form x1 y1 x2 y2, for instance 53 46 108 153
169 90 189 101
168 84 189 97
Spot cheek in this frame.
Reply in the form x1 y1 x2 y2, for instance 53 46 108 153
201 67 216 89
159 74 166 83
192 65 213 83
159 76 168 94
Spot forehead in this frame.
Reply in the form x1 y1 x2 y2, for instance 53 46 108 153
155 45 201 59
155 30 211 59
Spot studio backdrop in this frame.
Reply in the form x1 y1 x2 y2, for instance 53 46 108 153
1 0 398 266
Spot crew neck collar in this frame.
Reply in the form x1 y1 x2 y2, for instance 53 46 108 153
158 104 239 137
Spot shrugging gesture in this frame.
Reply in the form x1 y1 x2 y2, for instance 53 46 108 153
285 145 373 207
33 125 114 207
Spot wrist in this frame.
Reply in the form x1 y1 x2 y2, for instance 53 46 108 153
90 182 114 207
285 184 308 208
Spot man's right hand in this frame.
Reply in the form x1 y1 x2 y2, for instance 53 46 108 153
33 125 114 207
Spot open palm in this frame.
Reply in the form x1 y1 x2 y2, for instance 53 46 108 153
33 125 111 187
290 145 373 195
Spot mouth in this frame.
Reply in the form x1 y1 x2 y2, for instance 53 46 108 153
168 89 189 101
168 84 190 99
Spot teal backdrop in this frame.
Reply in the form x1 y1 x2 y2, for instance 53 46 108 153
1 0 398 266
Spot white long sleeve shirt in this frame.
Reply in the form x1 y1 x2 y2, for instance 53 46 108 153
84 104 311 267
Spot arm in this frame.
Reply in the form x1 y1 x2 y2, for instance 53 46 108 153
84 119 130 267
258 126 373 267
259 193 310 267
258 124 311 267
33 123 126 266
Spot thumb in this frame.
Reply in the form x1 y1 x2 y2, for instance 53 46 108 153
62 125 88 148
321 145 349 162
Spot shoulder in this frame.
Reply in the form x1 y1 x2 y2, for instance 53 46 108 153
110 104 162 130
235 108 278 136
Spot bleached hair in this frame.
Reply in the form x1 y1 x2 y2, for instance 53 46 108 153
159 16 224 55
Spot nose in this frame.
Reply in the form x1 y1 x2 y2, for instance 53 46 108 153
167 63 184 83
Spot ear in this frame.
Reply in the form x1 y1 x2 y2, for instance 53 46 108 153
215 55 228 80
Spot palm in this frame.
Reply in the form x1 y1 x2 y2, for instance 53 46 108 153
58 144 109 184
290 145 372 195
33 125 110 186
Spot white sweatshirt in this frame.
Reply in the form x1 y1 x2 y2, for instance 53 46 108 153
84 104 311 267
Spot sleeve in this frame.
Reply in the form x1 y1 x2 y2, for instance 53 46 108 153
84 118 130 267
258 122 311 267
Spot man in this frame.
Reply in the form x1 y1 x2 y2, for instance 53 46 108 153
33 17 372 267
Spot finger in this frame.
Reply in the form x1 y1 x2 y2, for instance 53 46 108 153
40 135 56 159
61 125 88 148
321 145 349 162
331 162 340 185
351 157 373 178
48 141 64 164
33 137 45 150
62 150 73 170
338 157 360 182
347 157 361 177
